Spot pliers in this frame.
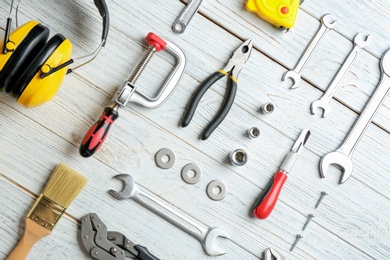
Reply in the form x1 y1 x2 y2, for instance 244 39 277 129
80 213 160 260
181 39 253 140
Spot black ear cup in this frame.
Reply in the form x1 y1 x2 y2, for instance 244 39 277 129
13 34 65 98
0 24 49 97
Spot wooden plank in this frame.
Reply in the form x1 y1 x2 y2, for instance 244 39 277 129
0 0 389 259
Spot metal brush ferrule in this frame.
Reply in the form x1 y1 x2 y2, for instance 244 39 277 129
27 194 66 231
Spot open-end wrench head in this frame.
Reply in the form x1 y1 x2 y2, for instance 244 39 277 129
354 33 371 48
310 99 330 118
320 151 353 184
109 174 136 200
282 70 301 89
203 227 230 256
321 14 337 29
381 49 390 77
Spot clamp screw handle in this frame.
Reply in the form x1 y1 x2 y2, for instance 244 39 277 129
128 33 167 86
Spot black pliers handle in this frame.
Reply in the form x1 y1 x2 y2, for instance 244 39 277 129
181 70 238 140
180 39 253 140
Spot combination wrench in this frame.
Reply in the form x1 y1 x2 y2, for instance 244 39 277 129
311 33 371 117
282 14 337 89
320 49 390 184
109 174 230 256
172 0 203 34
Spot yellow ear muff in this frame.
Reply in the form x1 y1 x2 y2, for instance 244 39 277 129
18 39 72 108
0 21 40 71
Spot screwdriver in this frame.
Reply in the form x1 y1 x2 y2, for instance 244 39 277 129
252 129 311 219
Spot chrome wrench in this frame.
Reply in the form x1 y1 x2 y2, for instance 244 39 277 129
172 0 203 34
282 14 337 89
320 49 390 184
109 174 230 256
311 33 371 117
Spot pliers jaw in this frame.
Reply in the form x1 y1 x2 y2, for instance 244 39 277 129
222 38 254 80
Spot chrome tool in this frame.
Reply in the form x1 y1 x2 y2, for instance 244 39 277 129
311 33 371 117
252 129 311 219
80 213 159 260
263 247 286 260
109 174 230 256
79 33 186 157
172 0 203 34
282 14 337 89
320 49 390 184
181 39 253 140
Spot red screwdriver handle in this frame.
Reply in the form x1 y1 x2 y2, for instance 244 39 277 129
253 171 288 219
79 106 119 158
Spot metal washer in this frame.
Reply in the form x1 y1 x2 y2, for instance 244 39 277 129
206 180 228 201
181 163 202 184
155 148 176 169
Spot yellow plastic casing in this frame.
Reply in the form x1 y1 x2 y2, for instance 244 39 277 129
246 0 300 29
18 39 72 108
0 21 40 72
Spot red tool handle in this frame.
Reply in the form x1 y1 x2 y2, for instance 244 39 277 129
79 106 119 158
252 171 288 219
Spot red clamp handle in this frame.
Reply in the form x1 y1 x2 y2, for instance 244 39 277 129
79 106 119 158
252 171 288 219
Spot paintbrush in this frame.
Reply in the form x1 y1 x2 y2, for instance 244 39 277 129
7 163 88 260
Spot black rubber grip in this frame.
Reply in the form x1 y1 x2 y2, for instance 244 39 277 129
135 245 160 260
202 76 237 140
181 71 224 128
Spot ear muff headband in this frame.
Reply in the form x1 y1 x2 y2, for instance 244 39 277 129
94 0 110 45
0 23 49 93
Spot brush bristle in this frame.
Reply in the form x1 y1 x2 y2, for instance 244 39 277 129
41 163 88 208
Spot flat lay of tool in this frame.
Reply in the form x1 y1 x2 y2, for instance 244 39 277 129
109 174 230 256
3 0 390 259
0 0 109 107
181 39 253 140
311 33 371 117
246 0 302 30
7 164 87 260
282 14 337 89
252 129 310 219
320 49 390 184
80 213 159 260
79 33 186 157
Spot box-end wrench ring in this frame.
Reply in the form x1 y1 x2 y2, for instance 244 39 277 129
311 33 371 117
109 174 230 256
172 0 203 34
282 14 337 89
320 49 390 184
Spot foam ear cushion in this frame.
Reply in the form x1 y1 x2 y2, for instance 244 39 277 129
0 24 50 96
13 34 65 98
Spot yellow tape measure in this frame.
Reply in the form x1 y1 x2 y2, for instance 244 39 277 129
246 0 302 29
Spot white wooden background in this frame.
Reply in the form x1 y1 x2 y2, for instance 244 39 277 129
1 0 390 259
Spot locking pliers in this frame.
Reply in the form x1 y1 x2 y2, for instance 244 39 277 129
80 213 160 260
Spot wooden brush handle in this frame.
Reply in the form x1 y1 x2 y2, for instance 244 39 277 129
7 218 51 260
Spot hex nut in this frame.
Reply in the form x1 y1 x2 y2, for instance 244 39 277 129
261 102 275 114
228 149 248 166
247 127 260 139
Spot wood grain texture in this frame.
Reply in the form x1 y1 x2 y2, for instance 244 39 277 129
0 0 389 259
